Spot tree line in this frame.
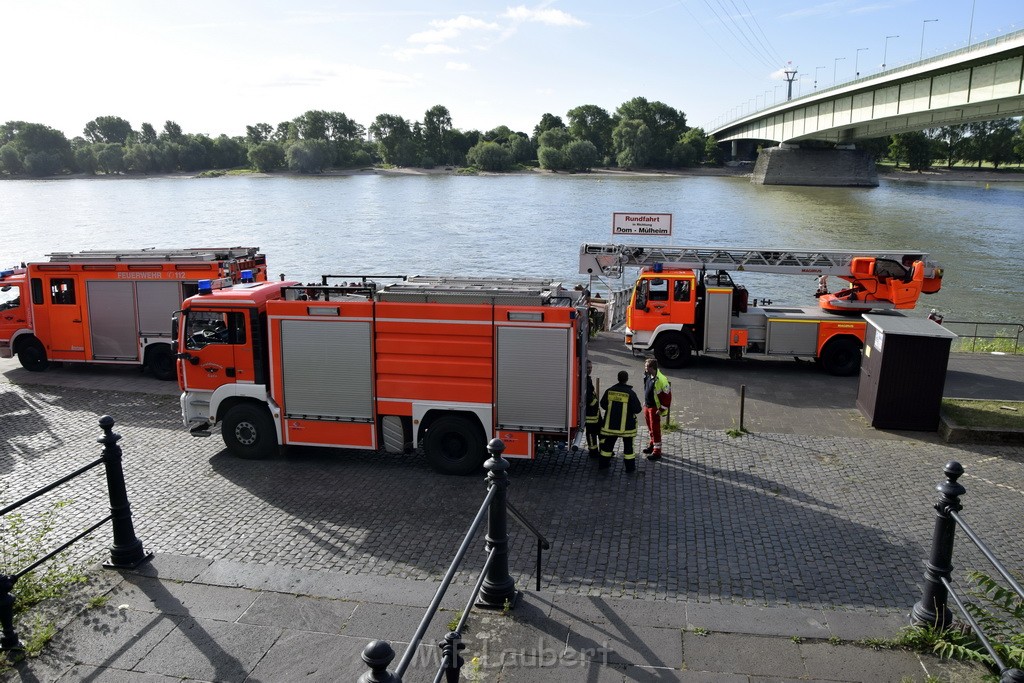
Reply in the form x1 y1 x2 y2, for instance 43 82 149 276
0 100 1020 178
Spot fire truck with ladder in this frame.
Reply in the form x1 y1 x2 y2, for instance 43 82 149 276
580 243 943 376
175 275 589 474
0 248 267 380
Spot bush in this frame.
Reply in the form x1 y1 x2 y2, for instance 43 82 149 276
564 140 598 171
248 141 285 172
22 152 63 177
466 141 513 171
537 146 566 170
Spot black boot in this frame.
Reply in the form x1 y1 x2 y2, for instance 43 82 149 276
624 459 636 473
598 457 611 470
642 443 654 454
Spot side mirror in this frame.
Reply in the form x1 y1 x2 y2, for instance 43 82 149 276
170 311 181 352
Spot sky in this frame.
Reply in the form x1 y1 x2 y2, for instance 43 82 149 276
4 0 1021 141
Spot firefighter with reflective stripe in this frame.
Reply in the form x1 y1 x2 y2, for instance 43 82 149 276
585 360 601 458
642 358 672 461
599 370 643 472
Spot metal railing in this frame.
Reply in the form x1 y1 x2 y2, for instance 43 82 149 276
940 319 1024 355
911 462 1024 682
358 438 547 683
1 416 151 654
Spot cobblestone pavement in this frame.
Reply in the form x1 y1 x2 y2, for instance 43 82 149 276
3 349 1022 614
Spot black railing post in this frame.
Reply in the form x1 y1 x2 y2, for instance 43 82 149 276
0 574 22 653
440 630 465 682
912 461 965 629
477 439 518 609
358 640 400 683
98 416 151 569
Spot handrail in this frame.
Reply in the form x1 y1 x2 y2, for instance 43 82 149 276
393 485 496 677
360 438 548 683
911 462 1024 683
940 320 1023 354
1 416 151 654
507 501 550 591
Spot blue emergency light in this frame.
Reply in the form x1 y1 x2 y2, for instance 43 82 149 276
198 279 212 294
653 263 663 273
241 269 253 283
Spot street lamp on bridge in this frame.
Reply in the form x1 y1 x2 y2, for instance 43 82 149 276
833 57 846 84
882 34 899 69
814 65 825 89
855 47 869 77
920 19 938 59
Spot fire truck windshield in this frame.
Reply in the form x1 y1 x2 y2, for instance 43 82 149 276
184 310 246 349
0 284 22 310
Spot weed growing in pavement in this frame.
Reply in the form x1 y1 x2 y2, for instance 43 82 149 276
690 627 709 636
791 636 803 644
827 635 842 646
0 499 87 614
447 610 463 632
86 594 110 609
725 426 749 438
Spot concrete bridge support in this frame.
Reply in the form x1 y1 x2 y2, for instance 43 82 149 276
751 144 878 187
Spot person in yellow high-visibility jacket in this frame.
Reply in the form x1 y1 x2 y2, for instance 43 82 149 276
642 358 672 461
599 370 643 472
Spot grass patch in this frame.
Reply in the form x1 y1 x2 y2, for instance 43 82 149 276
941 399 1024 430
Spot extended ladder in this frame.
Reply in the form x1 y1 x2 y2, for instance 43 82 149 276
45 247 263 262
579 243 939 279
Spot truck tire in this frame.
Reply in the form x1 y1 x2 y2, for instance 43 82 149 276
425 415 487 475
17 338 49 372
653 333 692 369
147 345 176 381
820 337 862 376
222 404 278 460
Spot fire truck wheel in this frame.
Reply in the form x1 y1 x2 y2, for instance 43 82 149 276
820 337 862 376
653 333 692 369
147 345 176 381
425 416 486 475
17 338 49 372
223 404 277 460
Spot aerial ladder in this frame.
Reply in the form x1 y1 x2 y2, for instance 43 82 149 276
578 243 944 375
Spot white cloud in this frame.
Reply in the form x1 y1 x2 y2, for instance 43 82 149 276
408 15 500 43
446 61 471 71
392 43 461 62
502 6 586 27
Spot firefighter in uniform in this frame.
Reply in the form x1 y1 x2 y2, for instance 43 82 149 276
585 360 601 458
641 358 672 461
599 370 643 472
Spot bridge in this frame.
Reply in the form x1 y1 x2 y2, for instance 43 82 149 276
709 29 1024 186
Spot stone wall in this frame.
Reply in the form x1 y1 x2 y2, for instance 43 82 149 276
751 146 879 187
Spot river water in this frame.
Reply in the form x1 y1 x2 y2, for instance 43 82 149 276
2 173 1022 322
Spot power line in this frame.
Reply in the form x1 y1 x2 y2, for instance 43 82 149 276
738 0 787 66
702 0 777 70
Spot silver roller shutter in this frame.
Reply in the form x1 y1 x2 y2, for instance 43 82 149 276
497 326 569 431
281 319 373 420
87 281 139 360
137 281 183 337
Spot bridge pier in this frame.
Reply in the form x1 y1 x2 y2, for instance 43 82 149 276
751 144 878 187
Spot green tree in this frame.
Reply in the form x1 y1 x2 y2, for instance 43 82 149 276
124 143 159 174
962 122 991 168
0 121 72 175
932 124 968 168
210 135 247 168
286 139 333 172
537 145 566 170
139 123 158 144
162 120 184 142
177 137 209 171
532 113 565 144
505 134 534 164
95 143 126 174
466 141 512 171
613 97 687 167
0 144 23 174
73 146 97 174
567 104 613 158
612 119 653 168
23 152 63 176
248 141 285 172
889 132 932 171
537 127 571 150
369 114 415 165
246 123 273 145
1013 119 1024 165
563 139 599 171
985 118 1017 168
84 116 133 144
422 104 453 166
704 135 724 165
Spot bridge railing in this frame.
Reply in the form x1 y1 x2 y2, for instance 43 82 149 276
911 462 1023 682
712 27 1024 131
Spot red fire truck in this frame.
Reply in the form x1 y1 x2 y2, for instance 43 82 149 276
580 243 943 375
0 248 267 379
176 276 589 474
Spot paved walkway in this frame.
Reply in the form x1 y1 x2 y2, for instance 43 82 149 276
1 342 1022 681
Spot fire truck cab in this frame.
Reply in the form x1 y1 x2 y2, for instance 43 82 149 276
177 276 589 474
0 248 267 379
